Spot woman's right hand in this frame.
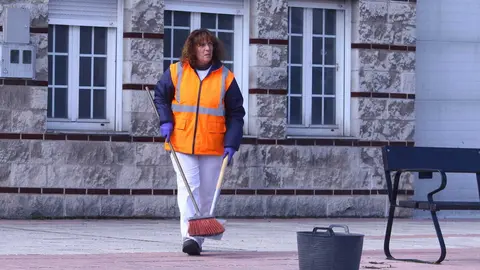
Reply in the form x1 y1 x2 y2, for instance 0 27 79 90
160 122 173 142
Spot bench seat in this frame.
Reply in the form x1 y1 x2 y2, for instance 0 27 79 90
398 200 480 210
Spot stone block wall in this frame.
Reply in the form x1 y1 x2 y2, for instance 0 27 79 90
0 0 47 134
248 0 289 139
351 0 416 142
0 0 416 219
349 0 417 216
123 0 164 136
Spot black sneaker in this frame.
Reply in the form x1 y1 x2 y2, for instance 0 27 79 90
182 239 202 255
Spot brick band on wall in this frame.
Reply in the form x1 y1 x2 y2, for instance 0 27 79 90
249 89 288 95
249 89 416 100
0 132 414 147
0 187 414 196
0 79 48 86
123 32 164 39
250 38 288 45
351 43 416 52
0 26 48 33
351 92 415 99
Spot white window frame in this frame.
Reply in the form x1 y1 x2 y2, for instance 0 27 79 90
46 0 124 132
287 0 351 137
164 0 250 135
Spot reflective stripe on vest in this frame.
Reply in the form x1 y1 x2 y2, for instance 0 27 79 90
172 62 229 117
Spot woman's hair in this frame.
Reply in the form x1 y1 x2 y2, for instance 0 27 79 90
180 28 225 67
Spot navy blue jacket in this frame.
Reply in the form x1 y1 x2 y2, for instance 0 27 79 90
153 61 246 151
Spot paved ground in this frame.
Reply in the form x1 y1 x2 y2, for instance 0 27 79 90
0 218 479 269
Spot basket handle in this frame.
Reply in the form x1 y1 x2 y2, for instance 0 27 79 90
328 224 350 234
312 227 334 236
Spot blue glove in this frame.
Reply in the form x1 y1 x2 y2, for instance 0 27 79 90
160 122 173 142
223 147 236 165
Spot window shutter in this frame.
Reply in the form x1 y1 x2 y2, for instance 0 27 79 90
48 0 118 27
165 0 245 14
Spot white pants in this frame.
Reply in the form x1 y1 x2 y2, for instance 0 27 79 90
170 152 223 247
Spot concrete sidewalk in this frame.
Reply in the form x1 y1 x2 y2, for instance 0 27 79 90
0 218 479 269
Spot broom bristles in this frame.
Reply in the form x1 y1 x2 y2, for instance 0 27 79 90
188 218 225 237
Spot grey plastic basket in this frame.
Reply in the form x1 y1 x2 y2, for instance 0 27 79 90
296 224 364 270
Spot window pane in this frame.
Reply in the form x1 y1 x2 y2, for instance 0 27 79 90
289 7 303 34
93 89 106 119
290 36 302 64
48 55 52 83
47 87 52 118
325 9 336 35
94 27 107 54
312 67 322 95
164 28 171 58
218 32 233 61
312 37 322 64
10 50 19 63
173 11 190 27
48 25 53 53
289 96 302 125
54 55 68 85
325 38 335 65
201 13 216 29
79 57 91 87
313 9 323 35
289 66 302 94
324 68 335 95
55 25 69 53
218 14 234 30
80 26 92 54
93 57 106 87
324 97 335 125
173 30 190 58
54 88 68 118
23 50 32 64
165 10 172 26
79 89 91 119
311 97 322 125
164 60 171 72
223 63 233 71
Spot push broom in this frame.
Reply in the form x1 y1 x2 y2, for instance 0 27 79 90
143 86 225 237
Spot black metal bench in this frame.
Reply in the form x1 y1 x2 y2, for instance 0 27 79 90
381 145 480 264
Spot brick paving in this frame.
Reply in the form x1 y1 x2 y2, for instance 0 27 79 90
0 218 479 269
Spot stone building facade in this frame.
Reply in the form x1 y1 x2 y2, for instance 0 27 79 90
0 0 416 219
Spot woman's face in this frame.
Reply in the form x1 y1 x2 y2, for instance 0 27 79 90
196 38 213 66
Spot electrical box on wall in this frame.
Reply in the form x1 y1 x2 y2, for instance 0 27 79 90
0 43 36 79
0 7 36 79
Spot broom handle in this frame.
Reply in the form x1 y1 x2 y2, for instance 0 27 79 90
209 156 229 215
144 86 201 216
168 141 202 215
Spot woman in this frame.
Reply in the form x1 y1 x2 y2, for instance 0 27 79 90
153 28 245 256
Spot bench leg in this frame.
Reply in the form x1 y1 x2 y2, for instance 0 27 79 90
430 210 447 263
384 206 447 264
383 203 395 260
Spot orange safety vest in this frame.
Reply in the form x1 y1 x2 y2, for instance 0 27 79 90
165 61 235 156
